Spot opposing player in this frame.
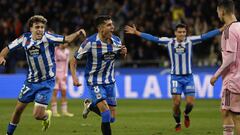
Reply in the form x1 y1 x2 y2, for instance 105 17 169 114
70 15 127 135
125 23 224 131
51 44 74 117
210 0 240 134
0 15 86 135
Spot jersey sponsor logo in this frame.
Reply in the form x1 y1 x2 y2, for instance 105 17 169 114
175 44 186 54
102 52 116 61
27 45 41 57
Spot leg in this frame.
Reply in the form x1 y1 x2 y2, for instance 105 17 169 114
109 106 116 123
172 95 181 131
82 99 101 119
222 110 234 135
184 96 195 128
51 89 60 117
33 103 52 131
61 88 74 117
232 113 240 135
97 100 111 135
6 101 28 135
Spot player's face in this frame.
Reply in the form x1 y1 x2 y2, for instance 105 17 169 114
30 22 45 40
99 19 114 39
175 28 187 42
217 7 224 22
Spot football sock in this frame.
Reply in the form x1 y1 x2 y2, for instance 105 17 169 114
223 125 234 135
61 102 68 113
51 102 58 114
184 103 193 115
101 110 111 135
173 113 181 124
7 123 17 135
110 117 115 123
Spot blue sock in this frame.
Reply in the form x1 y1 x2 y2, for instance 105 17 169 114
101 110 111 135
101 110 111 123
110 117 115 123
7 123 17 135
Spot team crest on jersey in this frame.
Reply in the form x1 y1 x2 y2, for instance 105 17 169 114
175 44 186 54
103 52 116 61
27 45 41 57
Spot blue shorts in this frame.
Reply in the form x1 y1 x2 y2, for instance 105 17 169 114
18 78 55 105
170 74 195 96
87 83 117 106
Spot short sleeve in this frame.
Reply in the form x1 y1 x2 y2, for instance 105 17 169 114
45 32 65 44
74 39 91 60
8 35 24 51
226 30 238 53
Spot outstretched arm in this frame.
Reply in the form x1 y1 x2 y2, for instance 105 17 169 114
190 26 225 44
65 29 86 43
125 25 170 44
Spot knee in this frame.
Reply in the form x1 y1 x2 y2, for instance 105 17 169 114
33 112 45 120
173 101 181 108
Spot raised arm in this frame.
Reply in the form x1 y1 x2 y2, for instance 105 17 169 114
190 26 225 44
65 29 86 43
124 25 170 44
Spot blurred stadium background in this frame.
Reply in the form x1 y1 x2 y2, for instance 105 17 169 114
0 0 240 134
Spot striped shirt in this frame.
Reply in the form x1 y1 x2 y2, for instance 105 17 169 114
74 33 122 85
140 29 221 75
8 32 65 82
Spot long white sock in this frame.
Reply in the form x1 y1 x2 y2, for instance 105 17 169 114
61 102 68 113
52 102 58 114
223 125 234 135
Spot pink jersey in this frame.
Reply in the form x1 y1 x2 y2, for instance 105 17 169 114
55 47 70 78
217 22 240 93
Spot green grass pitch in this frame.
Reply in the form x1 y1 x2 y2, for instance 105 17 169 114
1 99 222 135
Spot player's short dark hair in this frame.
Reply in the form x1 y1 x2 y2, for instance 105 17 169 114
27 15 47 28
217 0 235 14
95 15 111 28
175 23 188 31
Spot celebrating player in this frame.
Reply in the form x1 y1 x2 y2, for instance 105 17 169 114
70 15 127 135
125 23 224 131
0 15 86 135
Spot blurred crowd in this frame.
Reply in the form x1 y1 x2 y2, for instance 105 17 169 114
0 0 239 73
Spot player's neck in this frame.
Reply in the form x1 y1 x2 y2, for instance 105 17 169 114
176 38 184 43
98 33 112 44
224 15 237 25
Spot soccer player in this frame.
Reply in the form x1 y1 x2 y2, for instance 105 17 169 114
0 15 86 135
210 0 240 134
70 15 127 135
125 24 224 131
51 44 74 117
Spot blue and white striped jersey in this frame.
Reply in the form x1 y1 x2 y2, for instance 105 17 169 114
74 33 122 85
8 32 65 82
140 29 221 75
